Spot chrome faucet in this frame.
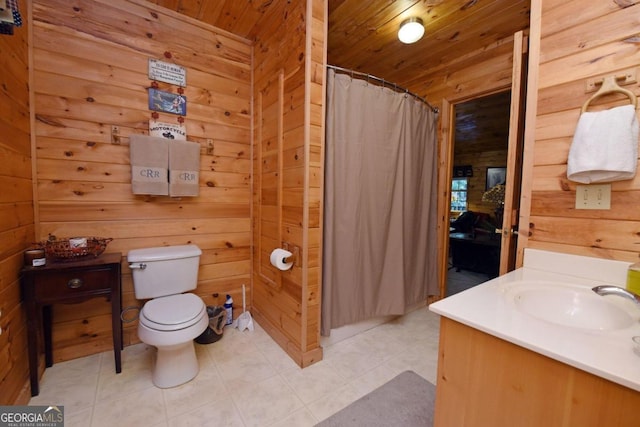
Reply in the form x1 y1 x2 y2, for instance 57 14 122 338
592 285 640 307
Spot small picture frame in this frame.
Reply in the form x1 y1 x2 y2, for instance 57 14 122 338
148 88 187 116
486 167 506 190
453 165 473 178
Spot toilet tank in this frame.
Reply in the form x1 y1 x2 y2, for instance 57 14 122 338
127 245 202 299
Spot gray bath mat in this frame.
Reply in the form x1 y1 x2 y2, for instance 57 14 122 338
315 370 435 427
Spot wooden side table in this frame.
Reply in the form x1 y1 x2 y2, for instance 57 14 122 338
21 252 123 396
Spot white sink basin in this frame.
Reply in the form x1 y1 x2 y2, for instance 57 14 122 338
506 282 636 331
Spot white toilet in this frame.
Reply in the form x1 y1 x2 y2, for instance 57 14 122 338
127 244 209 388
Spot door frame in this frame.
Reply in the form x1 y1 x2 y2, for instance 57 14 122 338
499 30 528 274
437 31 528 300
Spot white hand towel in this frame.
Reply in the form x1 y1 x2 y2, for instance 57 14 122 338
129 134 169 195
169 140 200 197
567 104 639 184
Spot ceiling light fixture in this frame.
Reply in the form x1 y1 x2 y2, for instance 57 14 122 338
398 17 424 44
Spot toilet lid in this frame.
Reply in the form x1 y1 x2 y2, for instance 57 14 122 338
141 293 205 331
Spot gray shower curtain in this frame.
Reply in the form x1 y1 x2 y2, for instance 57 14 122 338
321 69 439 336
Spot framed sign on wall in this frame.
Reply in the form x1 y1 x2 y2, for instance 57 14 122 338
485 167 506 190
148 88 186 116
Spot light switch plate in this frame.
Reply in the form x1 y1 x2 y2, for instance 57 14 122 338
575 184 611 210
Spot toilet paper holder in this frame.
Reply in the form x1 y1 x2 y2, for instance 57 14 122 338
281 242 300 267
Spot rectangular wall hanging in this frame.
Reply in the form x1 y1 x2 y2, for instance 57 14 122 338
148 58 186 87
149 119 186 140
148 88 187 116
485 167 506 190
453 165 473 177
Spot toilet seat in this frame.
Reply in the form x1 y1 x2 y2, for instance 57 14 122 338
140 293 206 331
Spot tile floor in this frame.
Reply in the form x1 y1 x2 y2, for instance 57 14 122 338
446 267 491 297
29 306 441 427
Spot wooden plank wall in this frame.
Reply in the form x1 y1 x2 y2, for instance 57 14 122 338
409 38 515 104
31 0 252 362
251 0 325 367
454 150 508 217
306 0 326 359
0 0 33 405
520 0 640 262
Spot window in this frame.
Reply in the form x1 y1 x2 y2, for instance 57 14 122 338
451 178 468 212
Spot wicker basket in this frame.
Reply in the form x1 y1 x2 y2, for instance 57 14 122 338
42 237 113 262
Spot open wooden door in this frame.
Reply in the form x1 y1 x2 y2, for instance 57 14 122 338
498 31 528 274
437 30 529 299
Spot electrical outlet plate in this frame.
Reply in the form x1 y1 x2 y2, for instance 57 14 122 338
575 184 611 210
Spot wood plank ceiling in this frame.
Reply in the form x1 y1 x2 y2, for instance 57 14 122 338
454 91 511 155
148 0 530 88
147 0 530 154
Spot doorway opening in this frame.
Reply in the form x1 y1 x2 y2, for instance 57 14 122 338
446 91 511 296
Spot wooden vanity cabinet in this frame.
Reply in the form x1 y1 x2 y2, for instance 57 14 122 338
434 318 640 427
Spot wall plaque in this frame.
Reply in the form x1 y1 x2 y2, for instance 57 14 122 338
148 88 186 116
148 58 186 87
149 120 186 140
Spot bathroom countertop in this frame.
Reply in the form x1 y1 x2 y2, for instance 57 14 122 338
430 248 640 392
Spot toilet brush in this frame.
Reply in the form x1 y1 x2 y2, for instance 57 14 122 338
236 284 254 332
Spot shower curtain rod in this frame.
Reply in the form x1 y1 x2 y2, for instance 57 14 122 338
327 64 439 114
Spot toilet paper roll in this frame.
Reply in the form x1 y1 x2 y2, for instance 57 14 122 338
270 248 293 271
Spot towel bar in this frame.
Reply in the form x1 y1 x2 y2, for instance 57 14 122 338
581 75 637 113
586 70 636 93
